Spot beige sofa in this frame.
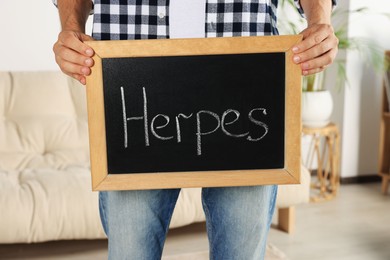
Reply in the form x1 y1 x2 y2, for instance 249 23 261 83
0 71 310 243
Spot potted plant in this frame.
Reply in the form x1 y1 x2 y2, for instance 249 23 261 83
301 73 333 127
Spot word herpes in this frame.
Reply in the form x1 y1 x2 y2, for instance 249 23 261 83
120 87 269 156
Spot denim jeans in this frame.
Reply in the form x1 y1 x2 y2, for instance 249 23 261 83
99 185 277 260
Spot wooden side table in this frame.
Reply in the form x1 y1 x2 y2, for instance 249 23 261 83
302 123 341 202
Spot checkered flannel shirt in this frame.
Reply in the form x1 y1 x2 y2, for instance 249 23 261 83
53 0 337 40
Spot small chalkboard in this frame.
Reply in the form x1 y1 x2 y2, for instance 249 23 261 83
86 36 302 191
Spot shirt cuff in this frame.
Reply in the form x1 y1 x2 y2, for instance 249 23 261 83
51 0 94 15
294 0 337 17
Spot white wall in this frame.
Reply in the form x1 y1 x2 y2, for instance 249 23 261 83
0 0 92 71
335 0 390 177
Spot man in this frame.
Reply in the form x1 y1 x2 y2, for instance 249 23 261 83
53 1 338 259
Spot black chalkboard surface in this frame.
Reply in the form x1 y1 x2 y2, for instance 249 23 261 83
102 53 285 174
86 36 302 190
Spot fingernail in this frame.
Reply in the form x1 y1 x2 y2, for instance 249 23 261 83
292 46 299 53
302 63 309 69
82 67 89 75
303 70 309 76
293 56 301 63
85 58 93 65
85 49 93 56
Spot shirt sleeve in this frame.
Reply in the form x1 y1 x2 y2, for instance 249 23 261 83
51 0 94 15
294 0 338 17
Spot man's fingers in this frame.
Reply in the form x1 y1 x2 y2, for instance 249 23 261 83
55 56 91 77
73 74 87 85
56 45 94 68
291 23 339 75
293 36 337 64
301 48 338 76
70 73 87 85
58 71 86 85
53 30 95 84
59 31 94 57
293 24 334 54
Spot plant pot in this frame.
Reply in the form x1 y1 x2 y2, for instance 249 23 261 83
302 90 333 128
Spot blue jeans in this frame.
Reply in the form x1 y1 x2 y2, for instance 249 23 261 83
99 185 277 260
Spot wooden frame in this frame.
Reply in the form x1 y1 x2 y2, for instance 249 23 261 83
86 35 302 191
379 50 390 195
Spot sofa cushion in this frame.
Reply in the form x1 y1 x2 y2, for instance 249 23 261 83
0 72 89 171
0 166 105 243
0 165 205 243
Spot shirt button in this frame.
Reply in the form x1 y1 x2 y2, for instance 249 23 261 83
159 13 165 19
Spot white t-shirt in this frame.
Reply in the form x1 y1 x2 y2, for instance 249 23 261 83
169 0 206 39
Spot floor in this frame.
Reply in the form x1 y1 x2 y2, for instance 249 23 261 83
0 183 389 260
268 183 390 260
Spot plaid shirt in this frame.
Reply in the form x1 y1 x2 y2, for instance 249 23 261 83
53 0 337 40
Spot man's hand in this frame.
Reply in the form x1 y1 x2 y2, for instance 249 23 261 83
292 0 338 76
292 23 339 76
53 30 95 85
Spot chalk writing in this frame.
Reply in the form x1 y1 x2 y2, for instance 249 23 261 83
151 114 174 141
175 113 193 143
120 86 149 147
121 87 269 156
196 110 221 155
